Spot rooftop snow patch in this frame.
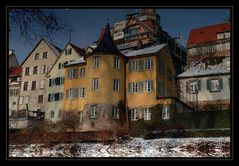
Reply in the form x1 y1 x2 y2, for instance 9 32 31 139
177 62 230 78
66 57 86 66
121 43 167 57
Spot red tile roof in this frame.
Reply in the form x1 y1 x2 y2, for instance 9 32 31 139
187 23 230 46
9 67 22 76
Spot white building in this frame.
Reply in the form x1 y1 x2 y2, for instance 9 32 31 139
45 42 85 123
177 57 230 111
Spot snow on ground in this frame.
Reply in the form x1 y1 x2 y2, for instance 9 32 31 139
9 137 230 158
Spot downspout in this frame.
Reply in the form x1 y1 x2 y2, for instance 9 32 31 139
124 57 129 132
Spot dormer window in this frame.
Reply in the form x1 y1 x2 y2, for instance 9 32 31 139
217 32 230 40
65 48 72 55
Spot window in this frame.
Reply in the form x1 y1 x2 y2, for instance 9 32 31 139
90 105 97 118
162 106 170 120
93 56 99 68
79 88 85 98
80 68 85 78
114 57 120 69
159 61 164 75
225 42 230 50
24 96 29 104
207 79 222 92
35 53 39 60
188 80 201 93
92 78 99 91
31 81 36 90
145 58 153 70
9 89 19 96
113 79 120 91
43 52 47 59
25 67 30 76
33 66 38 74
112 106 119 119
58 63 62 69
19 96 23 105
51 111 54 118
41 65 47 74
131 109 138 121
58 110 62 118
144 80 153 92
79 112 83 123
38 95 43 103
65 48 72 55
67 68 78 79
66 88 78 99
38 80 44 89
23 82 28 91
144 108 151 120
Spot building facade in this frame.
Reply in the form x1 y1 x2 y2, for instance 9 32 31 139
61 23 191 132
187 23 230 67
45 43 85 122
18 39 61 118
177 57 230 111
9 67 22 117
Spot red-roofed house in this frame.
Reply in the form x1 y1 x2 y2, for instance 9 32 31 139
9 67 22 118
187 23 230 66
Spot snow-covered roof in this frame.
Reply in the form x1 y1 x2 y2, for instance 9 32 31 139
65 57 86 66
121 43 167 57
177 62 230 78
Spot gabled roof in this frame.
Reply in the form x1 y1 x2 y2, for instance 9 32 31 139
47 42 85 75
187 23 230 46
9 67 22 76
21 39 62 66
121 43 167 57
92 23 120 54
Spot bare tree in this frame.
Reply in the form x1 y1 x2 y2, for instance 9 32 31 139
9 9 65 45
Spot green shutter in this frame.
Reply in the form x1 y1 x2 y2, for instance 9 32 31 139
49 79 51 87
197 80 201 91
207 79 211 91
55 77 60 85
220 78 223 90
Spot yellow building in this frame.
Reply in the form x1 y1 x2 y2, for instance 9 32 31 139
62 23 190 132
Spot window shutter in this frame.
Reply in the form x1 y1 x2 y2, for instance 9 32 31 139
197 80 201 91
186 81 189 93
151 80 154 91
29 67 33 75
49 79 52 87
207 79 211 91
150 58 153 69
220 78 223 90
36 80 39 90
48 94 51 102
27 81 31 91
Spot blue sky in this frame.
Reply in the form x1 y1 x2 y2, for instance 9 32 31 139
9 8 230 64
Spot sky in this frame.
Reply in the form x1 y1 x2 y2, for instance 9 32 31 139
9 8 230 64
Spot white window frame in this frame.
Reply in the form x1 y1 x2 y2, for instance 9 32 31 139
24 96 29 104
19 96 24 105
144 80 153 92
162 105 170 120
189 81 198 93
114 57 120 69
79 87 85 98
113 79 120 91
145 58 152 70
79 68 85 78
112 106 119 119
93 56 99 68
90 105 97 118
79 112 83 123
92 78 99 91
144 108 151 120
210 79 220 92
131 109 138 121
40 79 45 89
